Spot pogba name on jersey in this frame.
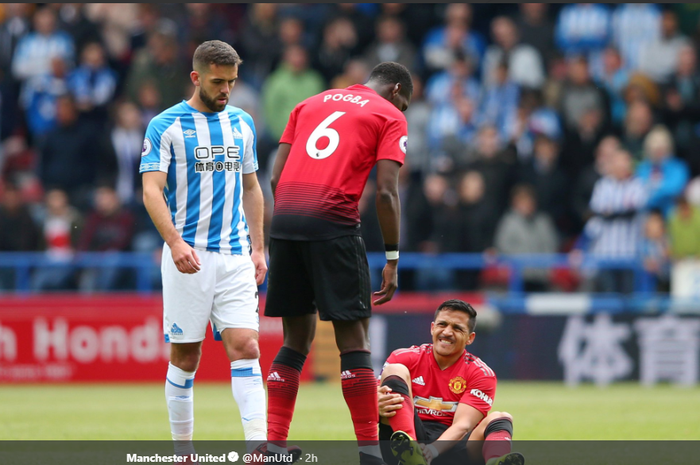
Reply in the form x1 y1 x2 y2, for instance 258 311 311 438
322 92 371 107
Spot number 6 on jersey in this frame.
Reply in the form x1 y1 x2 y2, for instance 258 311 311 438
306 111 346 159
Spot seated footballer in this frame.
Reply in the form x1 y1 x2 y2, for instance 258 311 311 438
378 299 524 465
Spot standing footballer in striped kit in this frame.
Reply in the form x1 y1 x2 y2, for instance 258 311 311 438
140 41 267 454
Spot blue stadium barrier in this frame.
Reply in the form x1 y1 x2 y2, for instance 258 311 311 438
0 252 653 296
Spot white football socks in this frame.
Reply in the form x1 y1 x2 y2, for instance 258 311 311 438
230 359 267 452
165 362 196 455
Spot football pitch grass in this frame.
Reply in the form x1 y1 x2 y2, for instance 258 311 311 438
2 381 699 440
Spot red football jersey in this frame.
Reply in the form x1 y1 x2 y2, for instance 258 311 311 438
384 344 497 426
271 84 408 240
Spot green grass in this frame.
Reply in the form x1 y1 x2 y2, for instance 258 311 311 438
1 381 699 440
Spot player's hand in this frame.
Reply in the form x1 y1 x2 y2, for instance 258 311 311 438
373 261 398 305
170 240 201 274
420 443 438 464
378 385 404 418
250 249 268 285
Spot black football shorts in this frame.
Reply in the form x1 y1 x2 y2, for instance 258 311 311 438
264 235 372 321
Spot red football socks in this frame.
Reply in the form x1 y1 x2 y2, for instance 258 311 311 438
381 375 417 439
482 420 513 463
266 347 307 443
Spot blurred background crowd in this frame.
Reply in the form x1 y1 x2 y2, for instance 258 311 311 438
3 3 700 295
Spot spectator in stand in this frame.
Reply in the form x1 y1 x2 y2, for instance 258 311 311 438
11 6 75 83
327 4 376 54
636 125 690 217
261 44 325 142
454 170 499 290
415 172 460 290
482 16 545 90
515 3 556 65
597 46 630 129
82 3 139 66
427 92 479 173
639 10 691 86
109 101 144 207
52 4 102 56
555 3 611 79
508 88 562 162
465 124 517 218
640 209 670 292
611 3 661 72
31 188 83 291
422 3 486 76
518 132 569 235
424 50 480 107
403 74 432 176
124 27 189 110
0 179 42 290
477 58 520 142
668 193 700 259
363 15 417 71
77 184 135 292
330 58 370 90
557 54 610 132
37 93 116 211
560 105 608 185
313 16 359 86
663 43 700 175
179 3 235 59
620 99 655 161
67 41 117 126
378 3 439 53
0 4 32 72
579 149 647 294
237 4 282 91
570 135 620 234
493 184 559 292
19 56 69 142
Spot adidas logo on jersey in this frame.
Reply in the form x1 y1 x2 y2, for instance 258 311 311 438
183 129 197 138
267 372 285 382
171 323 183 336
340 370 356 380
232 127 243 139
412 376 425 386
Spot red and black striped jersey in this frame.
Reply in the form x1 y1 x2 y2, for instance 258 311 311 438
271 84 408 241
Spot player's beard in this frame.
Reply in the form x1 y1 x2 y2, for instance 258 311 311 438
199 87 228 112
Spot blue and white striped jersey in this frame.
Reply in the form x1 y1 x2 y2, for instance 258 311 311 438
139 100 258 255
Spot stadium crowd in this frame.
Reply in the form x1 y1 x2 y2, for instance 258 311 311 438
2 3 700 294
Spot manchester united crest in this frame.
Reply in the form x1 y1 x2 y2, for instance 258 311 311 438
448 376 467 394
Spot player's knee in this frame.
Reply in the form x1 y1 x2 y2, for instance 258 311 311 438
380 363 410 383
487 411 512 422
228 338 260 361
170 348 201 373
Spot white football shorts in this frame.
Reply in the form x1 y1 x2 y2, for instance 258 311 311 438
161 243 259 343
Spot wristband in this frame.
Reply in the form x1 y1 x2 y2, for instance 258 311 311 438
384 243 399 252
425 444 439 459
385 250 399 261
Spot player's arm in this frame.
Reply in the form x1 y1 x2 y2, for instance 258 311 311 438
270 142 291 200
242 172 267 285
423 403 484 461
373 158 401 305
142 171 201 274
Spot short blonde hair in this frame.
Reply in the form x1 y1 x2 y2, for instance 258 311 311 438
644 124 674 159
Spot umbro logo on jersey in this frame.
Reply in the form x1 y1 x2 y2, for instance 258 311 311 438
340 370 355 380
267 372 285 382
171 323 183 336
412 376 425 386
232 127 243 139
183 129 197 138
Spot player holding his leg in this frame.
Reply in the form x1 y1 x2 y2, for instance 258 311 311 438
263 62 413 465
141 41 267 454
378 299 524 465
